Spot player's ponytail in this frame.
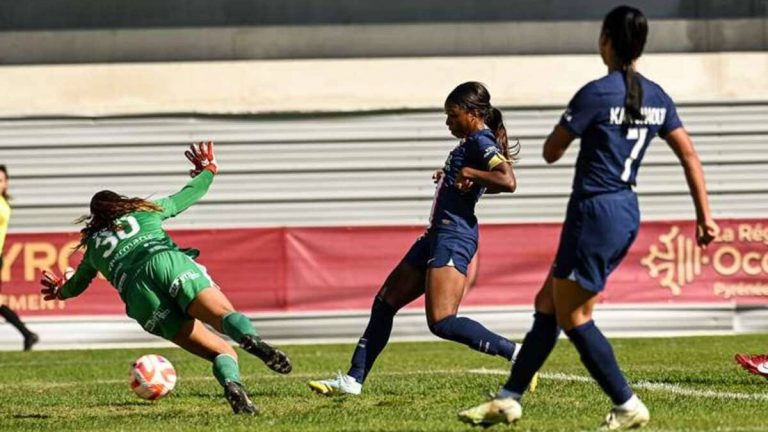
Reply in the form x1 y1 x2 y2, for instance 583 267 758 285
602 5 648 124
445 81 520 163
75 191 162 250
484 107 520 162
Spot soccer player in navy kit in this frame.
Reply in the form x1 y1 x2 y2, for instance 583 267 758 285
309 82 525 396
460 6 719 430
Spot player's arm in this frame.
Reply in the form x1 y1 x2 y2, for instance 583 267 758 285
664 127 719 247
40 254 98 301
156 142 218 219
458 162 516 193
542 125 577 164
456 138 516 193
546 83 597 164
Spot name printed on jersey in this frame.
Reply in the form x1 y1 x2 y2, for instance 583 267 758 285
608 106 667 126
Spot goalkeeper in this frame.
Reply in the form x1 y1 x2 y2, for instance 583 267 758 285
39 142 289 415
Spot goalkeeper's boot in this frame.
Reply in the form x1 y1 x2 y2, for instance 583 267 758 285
735 353 768 379
224 381 258 415
458 396 522 427
308 371 362 396
240 335 292 374
23 333 39 352
598 398 650 431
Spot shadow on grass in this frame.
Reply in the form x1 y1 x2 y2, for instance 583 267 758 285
104 401 152 407
13 413 51 419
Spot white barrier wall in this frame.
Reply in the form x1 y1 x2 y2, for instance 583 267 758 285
0 53 766 117
2 305 766 351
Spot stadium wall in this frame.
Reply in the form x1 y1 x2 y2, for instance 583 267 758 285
1 104 767 350
0 53 765 117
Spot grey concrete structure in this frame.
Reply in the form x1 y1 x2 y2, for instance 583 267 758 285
0 1 765 64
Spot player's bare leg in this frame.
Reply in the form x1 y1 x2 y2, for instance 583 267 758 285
426 266 518 361
173 319 257 415
187 287 291 374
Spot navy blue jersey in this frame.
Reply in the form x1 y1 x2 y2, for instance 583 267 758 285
559 71 682 196
429 129 506 233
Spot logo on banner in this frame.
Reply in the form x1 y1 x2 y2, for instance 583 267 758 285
642 223 768 298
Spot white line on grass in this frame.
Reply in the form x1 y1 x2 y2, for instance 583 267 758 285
7 367 768 402
468 368 768 401
3 369 476 389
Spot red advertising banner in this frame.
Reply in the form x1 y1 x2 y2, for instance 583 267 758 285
1 219 766 316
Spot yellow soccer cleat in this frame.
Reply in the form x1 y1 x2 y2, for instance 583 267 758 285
458 397 522 427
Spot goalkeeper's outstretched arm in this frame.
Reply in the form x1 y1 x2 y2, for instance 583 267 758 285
156 141 219 220
40 249 98 301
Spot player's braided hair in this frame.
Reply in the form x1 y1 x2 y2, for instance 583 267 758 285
445 81 520 162
75 190 162 250
0 165 9 200
602 5 648 124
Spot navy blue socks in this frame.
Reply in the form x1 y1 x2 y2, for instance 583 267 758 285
348 296 397 383
565 320 633 405
429 314 516 361
502 312 560 398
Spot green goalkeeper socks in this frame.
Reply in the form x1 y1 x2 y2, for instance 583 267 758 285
222 312 259 343
213 354 242 387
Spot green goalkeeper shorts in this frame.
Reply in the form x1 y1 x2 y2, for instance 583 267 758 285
121 250 215 340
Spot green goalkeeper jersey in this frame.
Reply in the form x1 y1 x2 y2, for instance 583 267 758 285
59 170 214 299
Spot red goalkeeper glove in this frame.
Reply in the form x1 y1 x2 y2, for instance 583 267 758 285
185 141 218 177
40 267 73 301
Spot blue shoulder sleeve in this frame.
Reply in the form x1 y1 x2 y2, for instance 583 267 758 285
468 134 506 170
658 89 683 137
559 82 602 137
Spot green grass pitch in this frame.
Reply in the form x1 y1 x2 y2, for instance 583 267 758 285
1 334 767 431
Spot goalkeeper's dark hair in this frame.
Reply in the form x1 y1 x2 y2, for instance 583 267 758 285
445 81 521 162
0 165 9 200
602 5 648 124
75 190 162 250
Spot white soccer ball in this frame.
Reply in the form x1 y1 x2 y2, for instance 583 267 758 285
130 354 177 400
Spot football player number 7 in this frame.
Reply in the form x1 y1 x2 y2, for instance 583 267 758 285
95 215 141 258
620 127 648 182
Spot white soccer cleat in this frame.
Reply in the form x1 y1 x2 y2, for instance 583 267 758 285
458 397 522 427
308 371 362 396
598 399 650 430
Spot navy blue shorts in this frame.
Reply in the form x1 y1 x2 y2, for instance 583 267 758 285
552 189 640 292
403 229 477 276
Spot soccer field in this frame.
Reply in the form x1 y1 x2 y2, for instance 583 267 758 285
1 335 767 432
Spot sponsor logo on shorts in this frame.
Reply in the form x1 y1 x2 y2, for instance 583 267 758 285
169 271 201 297
144 307 171 332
